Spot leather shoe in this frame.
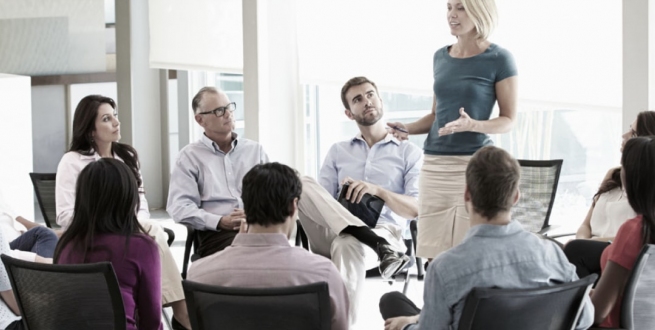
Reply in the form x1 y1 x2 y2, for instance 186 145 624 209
377 243 410 279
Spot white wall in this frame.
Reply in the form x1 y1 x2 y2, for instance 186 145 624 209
0 73 34 219
31 85 67 172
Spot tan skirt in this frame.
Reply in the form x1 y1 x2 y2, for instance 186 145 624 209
416 155 472 259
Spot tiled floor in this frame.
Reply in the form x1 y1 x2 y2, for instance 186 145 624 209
150 209 425 330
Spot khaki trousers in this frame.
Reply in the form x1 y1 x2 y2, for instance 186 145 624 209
297 176 405 325
416 155 471 259
139 219 185 305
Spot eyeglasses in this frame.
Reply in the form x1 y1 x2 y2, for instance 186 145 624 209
197 102 236 117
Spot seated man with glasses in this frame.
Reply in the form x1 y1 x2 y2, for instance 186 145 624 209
167 86 268 258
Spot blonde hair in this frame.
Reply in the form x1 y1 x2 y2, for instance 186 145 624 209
461 0 498 40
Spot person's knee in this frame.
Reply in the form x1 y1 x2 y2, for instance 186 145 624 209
301 176 317 185
332 235 365 257
32 226 57 240
379 291 406 319
563 239 585 257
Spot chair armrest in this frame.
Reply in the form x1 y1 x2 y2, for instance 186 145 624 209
546 232 576 239
409 220 424 279
536 225 560 235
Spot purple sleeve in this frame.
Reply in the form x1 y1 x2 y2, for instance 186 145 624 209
136 238 163 330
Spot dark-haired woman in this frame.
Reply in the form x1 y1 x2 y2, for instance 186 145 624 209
564 111 655 279
56 158 162 330
55 95 189 329
590 135 655 327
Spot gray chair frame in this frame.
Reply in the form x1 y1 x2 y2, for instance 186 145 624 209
1 254 126 330
183 280 332 330
458 274 597 330
28 173 59 229
514 159 564 235
590 244 655 330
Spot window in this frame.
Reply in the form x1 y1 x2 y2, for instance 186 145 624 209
304 84 431 177
303 1 622 232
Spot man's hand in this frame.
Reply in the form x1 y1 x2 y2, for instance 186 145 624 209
218 209 246 231
384 315 419 330
341 177 380 203
386 122 410 141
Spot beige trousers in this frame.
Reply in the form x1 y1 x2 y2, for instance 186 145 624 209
297 176 405 325
416 155 471 259
139 219 185 305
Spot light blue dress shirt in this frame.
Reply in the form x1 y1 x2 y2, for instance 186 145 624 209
319 133 423 228
407 220 594 330
167 134 268 230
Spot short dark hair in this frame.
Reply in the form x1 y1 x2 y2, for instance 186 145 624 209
340 76 379 110
466 146 520 220
242 162 302 227
622 136 655 245
191 86 219 114
54 158 145 263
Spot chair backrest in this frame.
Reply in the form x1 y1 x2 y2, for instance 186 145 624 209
513 160 563 233
28 173 59 229
621 244 655 329
1 254 126 330
183 280 332 330
457 274 596 330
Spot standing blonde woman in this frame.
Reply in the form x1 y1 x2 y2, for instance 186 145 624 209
388 0 518 259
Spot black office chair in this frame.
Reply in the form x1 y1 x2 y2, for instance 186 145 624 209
183 280 332 330
1 255 126 330
181 225 200 279
408 219 425 281
457 274 597 330
590 244 655 330
513 159 563 235
29 173 59 229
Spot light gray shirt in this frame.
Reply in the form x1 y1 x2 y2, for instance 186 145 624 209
167 134 268 230
407 220 594 330
319 133 423 228
188 233 349 330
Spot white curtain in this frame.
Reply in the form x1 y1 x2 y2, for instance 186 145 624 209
149 0 243 72
493 0 621 107
296 0 445 94
0 0 105 75
296 0 621 106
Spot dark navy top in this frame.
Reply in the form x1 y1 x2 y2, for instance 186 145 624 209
424 43 517 155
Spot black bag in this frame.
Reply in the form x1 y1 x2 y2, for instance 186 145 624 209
337 183 385 228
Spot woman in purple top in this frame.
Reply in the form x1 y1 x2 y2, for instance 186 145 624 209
54 158 162 330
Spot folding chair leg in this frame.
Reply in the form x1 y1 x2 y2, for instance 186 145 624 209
402 276 411 295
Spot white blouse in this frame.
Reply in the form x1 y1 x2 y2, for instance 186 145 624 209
590 187 636 238
55 151 150 229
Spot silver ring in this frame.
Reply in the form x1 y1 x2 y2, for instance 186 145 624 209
451 129 455 134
